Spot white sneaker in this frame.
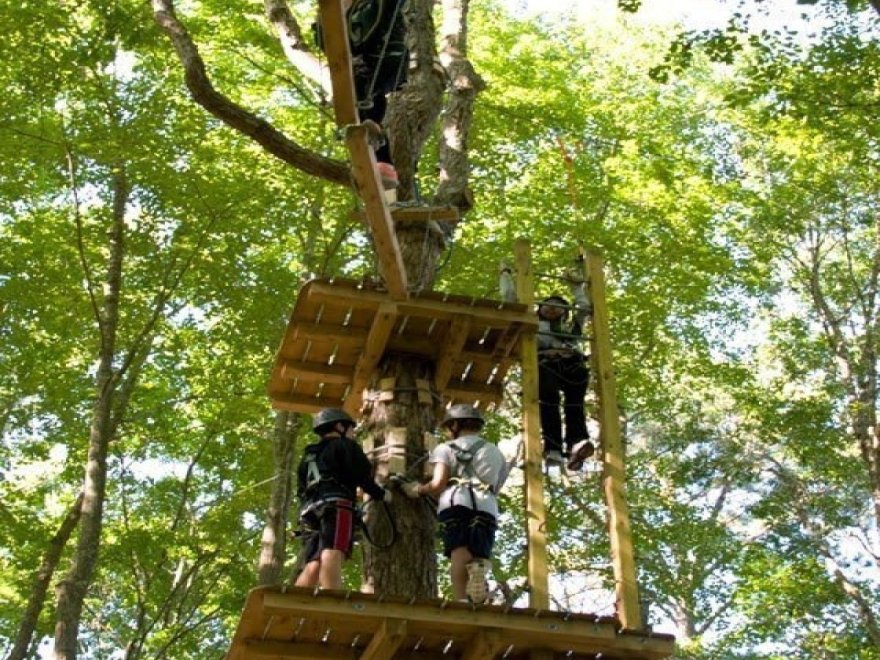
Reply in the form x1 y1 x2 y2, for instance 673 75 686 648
543 449 565 466
466 559 490 604
567 440 595 471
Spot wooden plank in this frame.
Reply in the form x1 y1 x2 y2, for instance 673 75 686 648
271 393 347 414
351 206 461 224
258 589 674 658
584 248 642 631
514 238 549 611
359 618 407 660
459 629 505 660
245 639 359 659
280 359 353 385
345 125 408 301
292 323 369 346
316 0 358 126
305 282 537 329
444 382 503 406
434 316 471 392
344 302 398 415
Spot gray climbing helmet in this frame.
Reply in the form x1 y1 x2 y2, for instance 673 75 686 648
441 404 485 430
312 408 355 434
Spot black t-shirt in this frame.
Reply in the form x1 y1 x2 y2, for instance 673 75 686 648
297 436 385 502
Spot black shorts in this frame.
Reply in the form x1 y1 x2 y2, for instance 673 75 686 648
437 505 497 559
300 500 357 562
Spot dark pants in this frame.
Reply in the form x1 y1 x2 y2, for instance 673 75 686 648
538 356 589 454
353 53 408 165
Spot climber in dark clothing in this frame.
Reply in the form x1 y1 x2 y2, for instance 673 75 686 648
294 408 390 589
537 280 595 471
316 0 409 187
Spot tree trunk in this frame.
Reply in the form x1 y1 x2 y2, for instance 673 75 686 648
257 411 300 585
54 167 129 659
360 0 481 598
362 356 439 598
7 493 84 660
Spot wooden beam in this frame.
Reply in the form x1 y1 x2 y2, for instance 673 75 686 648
280 359 353 385
316 0 358 126
359 618 407 660
305 282 537 329
344 302 398 414
444 382 503 406
345 125 409 301
246 639 358 659
584 248 642 631
514 238 550 611
459 629 505 660
434 316 471 392
258 589 674 658
271 393 346 414
293 323 368 345
351 206 461 224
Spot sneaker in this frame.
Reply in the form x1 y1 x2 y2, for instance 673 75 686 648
376 162 399 190
466 559 490 604
543 449 565 466
566 439 595 471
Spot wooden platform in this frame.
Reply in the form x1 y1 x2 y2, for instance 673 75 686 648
268 279 536 414
351 205 461 227
226 586 675 660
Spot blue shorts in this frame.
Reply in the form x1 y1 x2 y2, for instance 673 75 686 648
437 506 497 559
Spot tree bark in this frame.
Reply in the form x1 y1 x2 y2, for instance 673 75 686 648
436 0 484 211
385 0 449 202
54 166 130 659
362 356 439 598
257 411 300 585
7 493 84 660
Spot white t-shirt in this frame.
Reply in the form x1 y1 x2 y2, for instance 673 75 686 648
430 434 509 517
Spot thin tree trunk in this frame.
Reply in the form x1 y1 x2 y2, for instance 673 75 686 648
258 411 300 585
7 493 84 660
436 0 484 211
54 166 129 659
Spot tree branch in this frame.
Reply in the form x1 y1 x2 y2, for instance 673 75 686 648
263 0 333 98
152 0 351 187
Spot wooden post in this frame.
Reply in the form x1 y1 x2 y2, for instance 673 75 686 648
582 249 642 630
316 0 359 125
513 239 549 611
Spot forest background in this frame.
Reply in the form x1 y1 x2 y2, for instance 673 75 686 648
1 0 879 658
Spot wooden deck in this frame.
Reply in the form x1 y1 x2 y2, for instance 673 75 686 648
226 586 676 660
268 279 536 415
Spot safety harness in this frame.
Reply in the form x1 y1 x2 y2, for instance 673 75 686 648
299 441 351 514
447 439 495 511
296 440 398 557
